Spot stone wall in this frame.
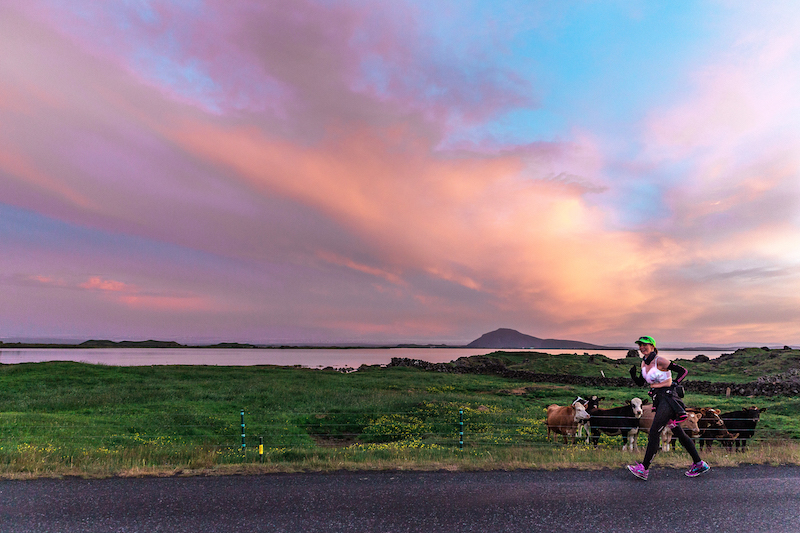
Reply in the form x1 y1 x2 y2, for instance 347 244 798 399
386 357 800 397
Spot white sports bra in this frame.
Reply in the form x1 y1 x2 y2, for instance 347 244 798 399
642 362 671 384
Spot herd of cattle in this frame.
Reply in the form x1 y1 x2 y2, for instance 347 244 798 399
546 396 767 452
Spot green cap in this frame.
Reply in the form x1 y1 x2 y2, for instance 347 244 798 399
635 335 656 347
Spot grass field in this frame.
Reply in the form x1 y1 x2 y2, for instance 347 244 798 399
0 349 798 478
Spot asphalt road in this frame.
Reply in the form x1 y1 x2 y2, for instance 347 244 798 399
1 465 799 532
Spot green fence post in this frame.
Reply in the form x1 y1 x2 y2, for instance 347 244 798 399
459 409 464 450
241 409 246 452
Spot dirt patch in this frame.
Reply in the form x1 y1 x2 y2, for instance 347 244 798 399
496 384 573 395
309 435 360 448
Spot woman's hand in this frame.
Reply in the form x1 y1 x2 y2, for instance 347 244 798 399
629 365 646 386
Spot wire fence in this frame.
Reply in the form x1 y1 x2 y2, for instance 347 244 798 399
0 409 793 459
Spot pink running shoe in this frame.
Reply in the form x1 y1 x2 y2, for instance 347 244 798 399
627 463 649 480
685 461 710 477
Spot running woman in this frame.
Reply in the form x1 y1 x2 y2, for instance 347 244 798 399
626 335 710 480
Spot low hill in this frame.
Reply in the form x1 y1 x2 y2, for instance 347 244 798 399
77 339 185 348
466 328 606 349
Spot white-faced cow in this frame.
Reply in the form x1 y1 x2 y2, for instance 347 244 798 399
585 395 643 450
720 406 766 452
546 398 591 444
573 397 591 444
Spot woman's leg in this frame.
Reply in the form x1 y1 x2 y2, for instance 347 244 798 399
671 424 702 464
642 404 673 469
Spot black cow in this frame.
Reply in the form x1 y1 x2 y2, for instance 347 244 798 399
720 406 766 452
585 395 643 450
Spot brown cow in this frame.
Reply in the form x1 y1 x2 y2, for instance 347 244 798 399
697 407 739 450
637 405 701 452
661 410 701 452
546 399 591 444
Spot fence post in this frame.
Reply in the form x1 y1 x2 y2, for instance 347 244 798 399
459 409 464 450
241 409 246 452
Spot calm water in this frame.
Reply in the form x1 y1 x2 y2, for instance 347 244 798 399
0 347 726 368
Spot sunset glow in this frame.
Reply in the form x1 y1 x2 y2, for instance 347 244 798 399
2 1 800 346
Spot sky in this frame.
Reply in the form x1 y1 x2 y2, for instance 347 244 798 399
2 0 800 347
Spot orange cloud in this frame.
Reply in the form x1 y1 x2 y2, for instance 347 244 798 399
160 115 650 333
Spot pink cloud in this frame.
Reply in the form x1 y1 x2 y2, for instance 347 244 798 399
636 29 800 257
324 317 460 339
78 277 217 312
10 0 533 132
79 277 131 292
0 147 94 210
317 251 405 285
23 274 217 313
24 275 65 287
118 294 214 312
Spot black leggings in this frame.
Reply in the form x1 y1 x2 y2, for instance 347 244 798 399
642 399 702 469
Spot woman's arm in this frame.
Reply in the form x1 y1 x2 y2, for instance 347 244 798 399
657 356 688 383
668 361 688 383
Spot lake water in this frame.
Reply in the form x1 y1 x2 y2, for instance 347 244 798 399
0 347 727 368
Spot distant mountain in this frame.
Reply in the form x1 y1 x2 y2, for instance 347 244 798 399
466 328 607 350
78 339 185 348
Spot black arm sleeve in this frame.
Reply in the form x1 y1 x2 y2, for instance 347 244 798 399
667 362 688 383
629 365 646 386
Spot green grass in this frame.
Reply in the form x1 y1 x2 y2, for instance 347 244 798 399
0 352 798 478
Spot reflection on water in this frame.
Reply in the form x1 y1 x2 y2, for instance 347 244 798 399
0 347 725 368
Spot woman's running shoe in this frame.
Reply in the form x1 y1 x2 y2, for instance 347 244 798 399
685 461 710 477
627 463 649 480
